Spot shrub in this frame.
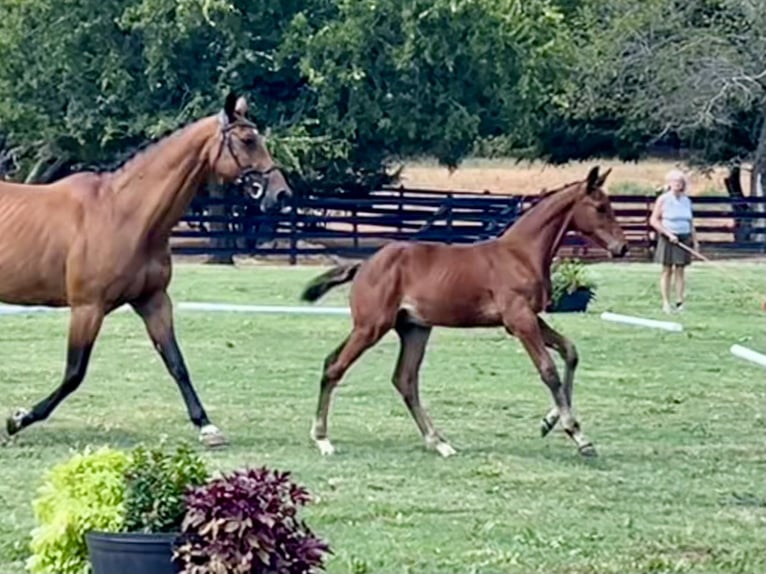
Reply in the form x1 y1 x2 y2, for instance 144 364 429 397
175 467 331 574
27 446 130 574
123 442 209 534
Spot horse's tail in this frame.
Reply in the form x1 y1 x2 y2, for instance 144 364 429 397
300 262 362 303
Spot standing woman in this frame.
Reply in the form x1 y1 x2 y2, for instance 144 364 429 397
649 169 699 313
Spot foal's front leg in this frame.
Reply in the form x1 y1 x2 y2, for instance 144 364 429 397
503 304 595 457
132 291 226 448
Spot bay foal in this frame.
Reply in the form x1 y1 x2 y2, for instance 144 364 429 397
0 92 290 447
300 166 627 457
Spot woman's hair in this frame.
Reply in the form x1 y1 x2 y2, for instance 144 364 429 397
665 168 690 193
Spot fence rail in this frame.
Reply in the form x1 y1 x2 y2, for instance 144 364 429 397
174 187 766 262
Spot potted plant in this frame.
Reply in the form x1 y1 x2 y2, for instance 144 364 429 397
174 466 332 574
85 442 209 574
546 258 598 313
27 444 331 574
27 442 209 574
27 446 130 574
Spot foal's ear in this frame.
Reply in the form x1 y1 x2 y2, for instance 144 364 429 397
596 167 612 187
586 165 600 194
235 96 249 116
223 92 238 123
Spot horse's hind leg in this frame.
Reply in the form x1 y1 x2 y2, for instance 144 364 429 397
132 291 225 448
503 305 595 457
310 325 386 455
537 317 578 438
392 319 455 457
4 304 104 440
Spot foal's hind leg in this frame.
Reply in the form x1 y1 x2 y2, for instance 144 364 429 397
132 291 225 448
537 317 578 438
504 305 595 457
4 304 104 441
310 325 386 455
392 320 455 457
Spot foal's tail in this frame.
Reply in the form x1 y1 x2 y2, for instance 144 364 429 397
300 263 361 303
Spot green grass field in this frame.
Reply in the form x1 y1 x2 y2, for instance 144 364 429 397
0 261 763 574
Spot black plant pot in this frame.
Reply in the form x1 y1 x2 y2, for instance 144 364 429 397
547 287 594 313
86 531 181 574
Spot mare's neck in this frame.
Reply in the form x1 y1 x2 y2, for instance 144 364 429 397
500 186 581 275
111 117 218 243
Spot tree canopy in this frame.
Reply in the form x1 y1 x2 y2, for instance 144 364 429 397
0 0 763 192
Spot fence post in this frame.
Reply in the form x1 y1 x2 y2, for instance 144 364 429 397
289 198 297 265
353 204 359 251
446 194 453 245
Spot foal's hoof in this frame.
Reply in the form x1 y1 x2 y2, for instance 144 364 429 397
578 443 598 458
434 442 457 458
314 438 336 456
199 425 228 449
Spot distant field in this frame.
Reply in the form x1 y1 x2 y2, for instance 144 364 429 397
397 157 733 196
0 262 763 574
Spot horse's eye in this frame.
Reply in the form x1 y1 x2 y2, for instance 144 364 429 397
596 205 607 214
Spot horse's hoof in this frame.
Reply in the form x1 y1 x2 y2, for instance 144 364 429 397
199 425 228 449
314 438 336 456
540 418 556 438
434 441 457 458
578 443 598 457
6 408 28 436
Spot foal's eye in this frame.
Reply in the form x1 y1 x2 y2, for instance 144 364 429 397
241 136 257 148
596 205 607 214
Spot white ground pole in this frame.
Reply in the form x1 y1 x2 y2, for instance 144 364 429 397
600 311 684 332
0 302 351 316
730 344 766 368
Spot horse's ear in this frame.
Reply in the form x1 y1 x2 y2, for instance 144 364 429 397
235 96 249 116
596 167 612 187
586 165 600 194
223 92 238 122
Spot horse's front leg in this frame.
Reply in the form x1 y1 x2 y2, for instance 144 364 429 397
4 304 104 440
503 303 595 457
537 317 579 438
131 290 227 448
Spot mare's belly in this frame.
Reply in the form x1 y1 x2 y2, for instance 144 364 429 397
0 245 68 306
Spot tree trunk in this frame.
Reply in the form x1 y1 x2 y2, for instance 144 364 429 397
724 165 752 243
750 107 766 245
206 182 235 265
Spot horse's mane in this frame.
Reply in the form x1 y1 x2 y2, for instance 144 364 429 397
536 178 583 199
69 116 212 181
101 121 204 178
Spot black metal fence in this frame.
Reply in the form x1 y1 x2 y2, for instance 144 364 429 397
174 187 766 262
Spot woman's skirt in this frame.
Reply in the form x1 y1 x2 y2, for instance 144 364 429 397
655 233 693 267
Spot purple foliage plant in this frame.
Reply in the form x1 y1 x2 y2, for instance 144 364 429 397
174 466 331 574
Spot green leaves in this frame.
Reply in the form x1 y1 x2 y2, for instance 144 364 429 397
25 442 208 574
27 446 130 574
123 442 209 534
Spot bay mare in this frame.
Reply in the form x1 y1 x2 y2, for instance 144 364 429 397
300 166 628 458
0 93 291 448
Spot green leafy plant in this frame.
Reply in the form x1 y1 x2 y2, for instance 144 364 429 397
549 258 597 308
27 446 130 574
123 442 210 534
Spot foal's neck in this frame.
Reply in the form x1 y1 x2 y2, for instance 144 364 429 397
111 117 218 244
501 186 581 275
